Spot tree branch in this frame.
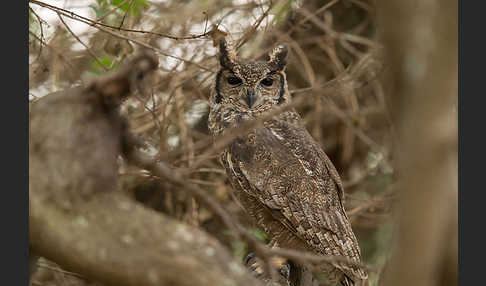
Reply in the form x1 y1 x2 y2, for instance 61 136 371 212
30 192 263 286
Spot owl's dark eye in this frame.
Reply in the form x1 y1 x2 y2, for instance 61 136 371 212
260 77 274 87
227 76 242 85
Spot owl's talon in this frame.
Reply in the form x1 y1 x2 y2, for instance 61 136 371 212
280 263 290 280
244 252 256 265
244 252 290 281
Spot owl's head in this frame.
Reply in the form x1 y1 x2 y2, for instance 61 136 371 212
210 38 290 114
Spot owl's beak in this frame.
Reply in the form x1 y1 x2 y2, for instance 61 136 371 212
245 88 256 108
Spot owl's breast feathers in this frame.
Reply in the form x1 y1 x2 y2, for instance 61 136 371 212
221 111 368 282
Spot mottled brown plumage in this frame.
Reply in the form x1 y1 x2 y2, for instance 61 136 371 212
208 38 367 285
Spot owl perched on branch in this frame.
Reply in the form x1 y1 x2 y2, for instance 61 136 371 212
208 38 368 286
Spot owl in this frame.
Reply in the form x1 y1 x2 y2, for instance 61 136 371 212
208 38 368 286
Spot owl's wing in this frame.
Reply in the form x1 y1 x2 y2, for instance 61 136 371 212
226 117 367 280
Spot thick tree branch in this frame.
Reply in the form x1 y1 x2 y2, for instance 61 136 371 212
30 192 262 286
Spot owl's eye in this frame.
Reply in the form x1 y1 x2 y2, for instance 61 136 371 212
260 77 274 87
227 76 242 85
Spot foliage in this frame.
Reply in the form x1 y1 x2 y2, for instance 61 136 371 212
91 0 148 16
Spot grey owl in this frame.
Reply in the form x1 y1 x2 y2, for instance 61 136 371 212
208 38 368 286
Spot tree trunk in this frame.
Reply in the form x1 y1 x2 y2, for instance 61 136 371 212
376 0 458 285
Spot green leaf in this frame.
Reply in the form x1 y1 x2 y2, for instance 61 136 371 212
248 228 268 242
89 56 118 75
110 0 149 15
231 240 247 261
89 4 108 18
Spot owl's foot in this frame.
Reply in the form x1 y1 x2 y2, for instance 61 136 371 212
244 252 290 282
244 252 256 265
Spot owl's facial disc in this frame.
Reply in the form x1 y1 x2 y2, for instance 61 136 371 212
240 74 277 108
218 68 283 111
215 38 289 110
236 78 274 109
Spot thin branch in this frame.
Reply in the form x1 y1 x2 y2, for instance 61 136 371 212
118 0 134 29
321 96 382 151
30 0 214 40
96 0 130 22
57 13 109 72
297 8 379 48
50 10 214 73
37 262 86 279
28 30 77 73
29 6 46 63
235 4 272 50
267 247 375 273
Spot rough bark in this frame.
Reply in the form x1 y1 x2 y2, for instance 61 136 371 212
29 53 264 286
376 0 458 286
30 192 262 286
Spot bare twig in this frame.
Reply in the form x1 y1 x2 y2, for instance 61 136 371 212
235 4 272 49
28 30 77 74
118 0 134 29
267 247 375 273
29 6 47 63
30 0 214 40
37 262 86 279
57 13 109 71
297 8 379 48
96 0 129 22
81 19 214 72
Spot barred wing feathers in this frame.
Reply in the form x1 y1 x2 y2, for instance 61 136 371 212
226 115 367 282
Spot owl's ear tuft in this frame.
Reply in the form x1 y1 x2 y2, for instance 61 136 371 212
268 44 288 71
218 37 235 69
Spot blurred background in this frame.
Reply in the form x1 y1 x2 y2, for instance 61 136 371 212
29 1 457 285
